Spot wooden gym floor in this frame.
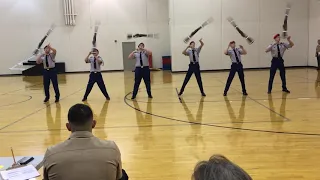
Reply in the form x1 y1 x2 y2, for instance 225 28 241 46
0 68 320 180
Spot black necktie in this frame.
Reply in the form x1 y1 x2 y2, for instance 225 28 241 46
192 50 197 63
233 49 240 63
277 44 281 58
45 55 49 68
140 52 143 67
93 57 97 69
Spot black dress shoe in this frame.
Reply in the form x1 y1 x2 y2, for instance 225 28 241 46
201 93 206 97
178 92 183 96
267 91 271 94
148 95 153 98
243 92 248 96
55 98 59 103
82 98 87 102
282 89 290 93
44 98 49 103
131 96 136 100
106 96 110 100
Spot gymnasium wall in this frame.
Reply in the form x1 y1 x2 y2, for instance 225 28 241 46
169 0 309 72
309 0 320 67
0 0 170 75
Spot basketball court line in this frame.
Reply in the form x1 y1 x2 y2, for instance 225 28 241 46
215 79 291 121
0 95 32 108
124 97 287 126
0 87 85 131
0 123 192 134
0 113 281 134
124 92 320 136
0 82 42 96
129 95 319 104
0 71 317 135
128 82 291 122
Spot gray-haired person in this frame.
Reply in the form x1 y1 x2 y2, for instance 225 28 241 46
192 154 252 180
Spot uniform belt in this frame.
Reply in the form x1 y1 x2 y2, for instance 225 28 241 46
190 62 199 65
136 66 149 68
45 68 54 71
232 62 242 64
91 71 101 73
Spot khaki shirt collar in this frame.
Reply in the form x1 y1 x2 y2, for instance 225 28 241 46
69 131 94 139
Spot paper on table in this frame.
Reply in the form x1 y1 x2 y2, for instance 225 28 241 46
0 165 40 180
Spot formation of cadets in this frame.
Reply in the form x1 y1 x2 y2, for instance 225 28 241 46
36 34 296 102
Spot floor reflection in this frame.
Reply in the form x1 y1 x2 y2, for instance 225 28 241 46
84 101 109 139
45 102 62 145
268 93 288 131
181 97 205 160
133 99 153 149
224 96 247 146
162 71 172 84
224 96 246 128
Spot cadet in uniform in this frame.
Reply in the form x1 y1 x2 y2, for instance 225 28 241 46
315 39 320 70
265 34 294 94
223 41 248 96
82 48 110 101
128 43 152 99
36 44 60 103
179 39 206 97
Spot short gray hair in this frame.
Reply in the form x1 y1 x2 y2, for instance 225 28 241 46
192 154 252 180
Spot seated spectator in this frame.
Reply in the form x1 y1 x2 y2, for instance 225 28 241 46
192 154 252 180
43 104 128 180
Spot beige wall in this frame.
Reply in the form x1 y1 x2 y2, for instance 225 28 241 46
169 0 309 71
0 0 170 75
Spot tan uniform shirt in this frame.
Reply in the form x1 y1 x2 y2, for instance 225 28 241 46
43 131 122 180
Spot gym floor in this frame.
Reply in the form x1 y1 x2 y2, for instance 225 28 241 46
0 68 320 180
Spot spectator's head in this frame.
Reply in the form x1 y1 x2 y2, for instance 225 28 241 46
192 154 252 180
190 41 195 49
66 104 96 132
318 39 320 45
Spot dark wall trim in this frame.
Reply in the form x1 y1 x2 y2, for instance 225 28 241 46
0 73 22 77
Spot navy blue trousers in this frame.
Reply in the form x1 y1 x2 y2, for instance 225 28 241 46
120 169 129 180
180 63 204 93
224 63 246 93
132 67 151 98
268 58 287 92
43 68 60 99
83 72 109 99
